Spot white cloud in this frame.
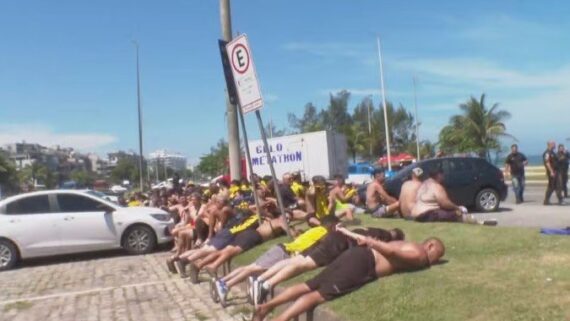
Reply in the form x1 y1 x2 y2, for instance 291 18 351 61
0 124 117 151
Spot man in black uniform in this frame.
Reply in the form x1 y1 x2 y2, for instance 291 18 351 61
557 144 569 198
544 141 563 205
505 144 528 204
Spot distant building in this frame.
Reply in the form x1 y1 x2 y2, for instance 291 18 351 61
149 150 187 173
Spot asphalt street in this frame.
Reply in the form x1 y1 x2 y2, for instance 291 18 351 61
477 183 570 229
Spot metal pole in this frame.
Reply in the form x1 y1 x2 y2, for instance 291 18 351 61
220 0 241 180
376 36 392 171
413 76 421 161
255 110 292 238
134 41 145 191
367 97 372 159
237 106 264 225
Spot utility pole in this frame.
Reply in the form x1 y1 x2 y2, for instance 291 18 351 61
413 76 421 161
376 36 392 171
220 0 241 180
133 41 145 191
367 96 372 160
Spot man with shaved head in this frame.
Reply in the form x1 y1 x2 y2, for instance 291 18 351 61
544 140 563 205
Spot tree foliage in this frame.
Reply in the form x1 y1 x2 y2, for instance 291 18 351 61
0 153 19 194
197 139 229 178
438 94 513 159
18 162 57 189
110 158 140 185
287 91 423 162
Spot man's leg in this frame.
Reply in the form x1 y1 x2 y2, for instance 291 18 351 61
555 173 564 202
520 176 526 202
265 257 317 289
271 291 326 321
562 171 569 198
545 175 555 204
252 283 312 321
180 246 214 263
205 246 242 273
258 257 299 282
195 251 222 270
512 176 521 203
225 264 265 289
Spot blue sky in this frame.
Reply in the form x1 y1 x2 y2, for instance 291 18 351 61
1 0 569 164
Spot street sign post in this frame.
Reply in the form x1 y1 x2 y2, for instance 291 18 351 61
225 34 264 114
224 34 291 238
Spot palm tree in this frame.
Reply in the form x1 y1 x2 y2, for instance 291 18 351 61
439 94 514 159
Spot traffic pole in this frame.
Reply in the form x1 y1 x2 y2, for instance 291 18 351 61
220 0 241 180
255 110 292 239
237 106 264 225
134 41 145 191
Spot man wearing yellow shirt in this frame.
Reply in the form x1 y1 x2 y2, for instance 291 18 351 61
212 215 340 305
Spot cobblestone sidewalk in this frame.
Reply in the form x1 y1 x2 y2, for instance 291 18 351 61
0 252 252 321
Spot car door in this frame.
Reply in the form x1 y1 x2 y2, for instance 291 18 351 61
443 159 474 205
2 194 64 257
55 193 119 252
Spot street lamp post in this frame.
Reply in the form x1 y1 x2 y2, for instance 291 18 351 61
133 41 145 191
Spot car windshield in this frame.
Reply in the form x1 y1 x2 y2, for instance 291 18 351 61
387 163 416 182
86 190 124 207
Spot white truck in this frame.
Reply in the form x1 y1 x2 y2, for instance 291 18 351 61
246 130 348 181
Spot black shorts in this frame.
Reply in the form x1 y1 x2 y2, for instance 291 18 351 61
209 229 234 250
306 246 377 301
304 231 350 266
415 209 460 222
232 229 263 251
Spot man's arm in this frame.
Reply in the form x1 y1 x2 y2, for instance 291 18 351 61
364 238 424 264
434 184 460 211
545 153 555 177
336 225 366 243
376 185 397 204
522 153 528 166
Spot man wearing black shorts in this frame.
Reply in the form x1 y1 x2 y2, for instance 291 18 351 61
253 236 445 321
252 225 404 305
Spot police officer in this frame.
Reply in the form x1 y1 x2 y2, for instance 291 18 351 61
557 144 569 198
543 141 563 205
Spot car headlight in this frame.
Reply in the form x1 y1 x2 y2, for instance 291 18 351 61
150 213 171 222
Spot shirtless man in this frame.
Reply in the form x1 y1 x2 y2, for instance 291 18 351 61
411 168 466 222
166 193 203 273
328 174 355 221
366 168 399 218
399 167 424 218
198 214 286 280
251 224 404 306
252 235 445 321
212 216 339 305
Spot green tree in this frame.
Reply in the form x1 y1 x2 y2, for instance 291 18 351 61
197 140 229 178
288 103 325 133
439 94 513 159
0 154 19 194
19 162 57 189
110 158 139 185
70 169 96 188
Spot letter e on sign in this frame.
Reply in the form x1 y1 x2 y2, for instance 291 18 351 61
226 34 264 114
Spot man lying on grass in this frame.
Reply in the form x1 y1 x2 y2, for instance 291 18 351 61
211 216 339 305
252 234 445 321
251 224 405 306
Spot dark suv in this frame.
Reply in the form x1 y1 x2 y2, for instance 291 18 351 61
384 157 508 212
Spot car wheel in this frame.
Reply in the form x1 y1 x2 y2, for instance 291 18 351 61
0 240 19 271
123 225 157 255
475 188 500 212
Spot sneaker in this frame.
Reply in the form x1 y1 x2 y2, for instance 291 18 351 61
252 279 260 307
258 282 270 305
461 214 478 224
247 276 256 304
166 258 177 274
215 279 228 306
189 263 199 284
209 278 220 303
175 260 188 278
481 219 498 226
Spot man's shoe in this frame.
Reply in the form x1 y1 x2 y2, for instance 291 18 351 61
189 263 199 284
215 279 228 306
175 260 188 278
544 201 552 206
258 283 270 305
166 258 177 274
209 278 220 303
247 276 256 305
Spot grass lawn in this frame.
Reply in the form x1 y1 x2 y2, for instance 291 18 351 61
232 215 570 321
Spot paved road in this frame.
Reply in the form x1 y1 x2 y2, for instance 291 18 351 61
0 251 250 321
477 184 570 229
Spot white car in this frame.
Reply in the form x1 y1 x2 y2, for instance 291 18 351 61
0 190 174 271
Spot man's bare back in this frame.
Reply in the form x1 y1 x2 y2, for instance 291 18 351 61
399 180 422 218
370 240 429 277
